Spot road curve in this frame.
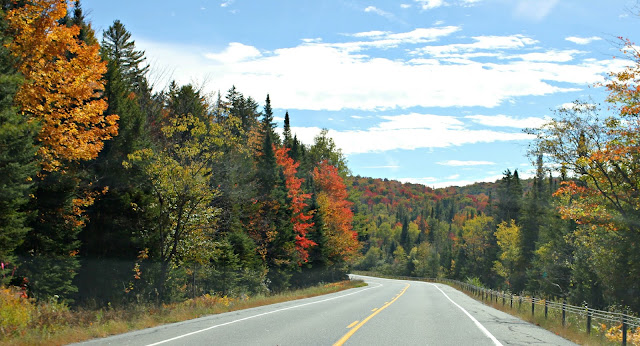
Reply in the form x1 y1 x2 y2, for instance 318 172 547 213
76 275 575 345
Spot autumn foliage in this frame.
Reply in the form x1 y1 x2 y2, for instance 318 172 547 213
313 161 358 263
6 0 118 171
275 146 316 263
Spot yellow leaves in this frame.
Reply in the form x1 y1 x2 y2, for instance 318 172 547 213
6 0 118 172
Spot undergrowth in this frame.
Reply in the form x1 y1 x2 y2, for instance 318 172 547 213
0 279 365 346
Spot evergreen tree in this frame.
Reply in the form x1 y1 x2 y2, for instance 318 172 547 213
100 19 149 91
496 169 523 224
283 111 292 147
77 20 151 304
0 15 38 285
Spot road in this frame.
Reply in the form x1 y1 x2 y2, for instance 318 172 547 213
77 275 575 345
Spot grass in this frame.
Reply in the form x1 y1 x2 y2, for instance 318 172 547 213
0 279 366 346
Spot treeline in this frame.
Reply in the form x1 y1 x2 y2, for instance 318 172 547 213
352 39 640 313
0 0 358 305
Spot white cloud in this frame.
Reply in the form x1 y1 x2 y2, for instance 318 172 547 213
348 30 390 38
437 160 495 166
511 50 583 62
514 0 559 21
287 113 533 154
447 174 461 179
465 114 548 128
364 6 395 20
205 42 261 63
400 4 412 9
558 102 596 111
220 0 234 8
136 28 623 112
414 0 447 10
565 36 603 45
413 35 538 56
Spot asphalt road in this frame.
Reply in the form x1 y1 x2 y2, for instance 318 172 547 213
77 275 575 345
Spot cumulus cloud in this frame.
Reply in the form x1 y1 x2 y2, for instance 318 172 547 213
135 27 623 112
205 42 261 63
565 36 603 45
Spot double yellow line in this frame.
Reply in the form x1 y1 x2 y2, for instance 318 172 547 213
333 284 410 346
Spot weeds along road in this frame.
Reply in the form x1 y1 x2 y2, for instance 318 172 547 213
77 275 575 345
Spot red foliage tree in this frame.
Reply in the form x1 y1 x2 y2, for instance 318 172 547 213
274 146 315 263
313 161 359 263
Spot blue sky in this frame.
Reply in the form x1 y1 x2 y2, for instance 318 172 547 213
83 0 637 188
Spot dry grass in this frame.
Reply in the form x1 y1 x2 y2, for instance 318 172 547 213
0 279 366 346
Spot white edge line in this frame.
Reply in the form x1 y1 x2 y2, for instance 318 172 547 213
428 283 504 346
145 283 382 346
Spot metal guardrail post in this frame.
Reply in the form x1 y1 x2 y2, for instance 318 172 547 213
622 315 627 346
532 296 535 316
562 300 566 327
510 294 513 309
544 300 548 318
502 292 505 306
586 304 591 335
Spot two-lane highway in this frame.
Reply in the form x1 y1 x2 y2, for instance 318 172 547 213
78 275 575 345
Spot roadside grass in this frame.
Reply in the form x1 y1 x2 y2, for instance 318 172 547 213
351 271 633 345
0 279 366 346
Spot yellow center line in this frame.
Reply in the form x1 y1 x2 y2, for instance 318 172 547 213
371 308 378 312
346 320 359 329
333 284 410 346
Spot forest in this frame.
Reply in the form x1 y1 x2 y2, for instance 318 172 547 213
0 0 358 306
1 0 640 320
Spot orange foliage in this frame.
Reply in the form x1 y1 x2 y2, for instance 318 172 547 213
274 146 316 263
313 161 359 262
6 0 118 172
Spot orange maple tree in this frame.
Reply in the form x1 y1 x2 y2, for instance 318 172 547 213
274 146 316 263
6 0 118 172
313 161 359 263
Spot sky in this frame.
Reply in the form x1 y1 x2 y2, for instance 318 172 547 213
83 0 638 188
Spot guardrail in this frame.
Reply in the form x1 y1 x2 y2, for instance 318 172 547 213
448 279 640 344
357 273 640 345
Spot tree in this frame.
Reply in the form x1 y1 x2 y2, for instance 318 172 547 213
275 146 316 263
461 215 495 284
493 220 521 288
6 0 118 172
307 129 348 177
529 41 640 310
5 0 117 301
124 112 222 301
313 161 359 268
0 15 38 285
76 19 152 304
283 111 292 147
496 169 522 224
100 19 149 91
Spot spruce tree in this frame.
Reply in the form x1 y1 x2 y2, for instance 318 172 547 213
283 111 292 148
0 17 38 285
